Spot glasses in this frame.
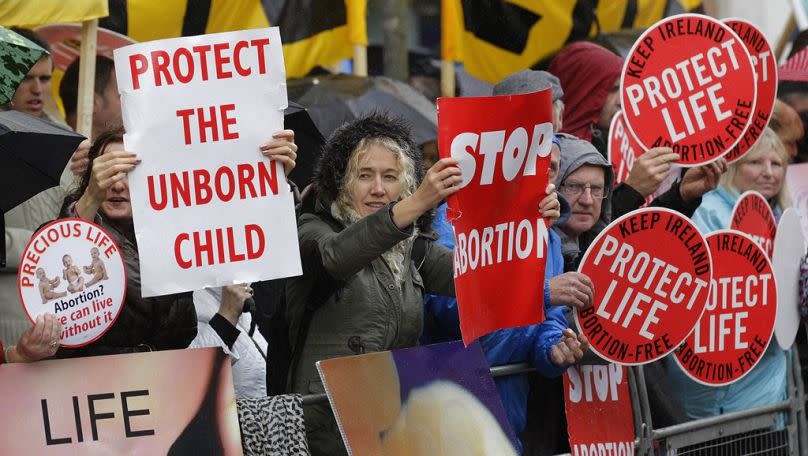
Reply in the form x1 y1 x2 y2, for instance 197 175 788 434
559 182 608 199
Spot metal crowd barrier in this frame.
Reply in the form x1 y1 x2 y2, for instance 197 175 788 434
299 351 808 455
643 348 807 456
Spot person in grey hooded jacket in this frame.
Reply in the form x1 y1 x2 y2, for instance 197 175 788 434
553 134 615 272
537 134 686 456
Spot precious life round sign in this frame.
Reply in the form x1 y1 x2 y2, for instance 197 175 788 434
673 230 776 386
17 219 126 348
621 14 758 166
576 208 713 365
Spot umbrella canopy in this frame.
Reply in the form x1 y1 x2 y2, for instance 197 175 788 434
284 101 325 189
288 74 438 147
0 110 85 212
0 26 47 106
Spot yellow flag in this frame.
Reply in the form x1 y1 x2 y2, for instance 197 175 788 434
443 0 702 84
101 0 367 78
0 0 108 27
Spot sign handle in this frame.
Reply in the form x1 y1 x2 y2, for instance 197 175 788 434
76 19 98 140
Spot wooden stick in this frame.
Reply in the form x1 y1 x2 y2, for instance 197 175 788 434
441 60 455 98
76 19 98 140
353 44 368 77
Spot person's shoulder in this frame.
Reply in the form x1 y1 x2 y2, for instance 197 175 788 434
692 188 736 232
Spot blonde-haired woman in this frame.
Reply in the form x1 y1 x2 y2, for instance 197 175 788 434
668 127 790 420
692 127 790 230
285 114 561 455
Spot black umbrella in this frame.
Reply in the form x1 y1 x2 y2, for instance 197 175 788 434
284 101 325 189
288 74 438 147
0 110 85 212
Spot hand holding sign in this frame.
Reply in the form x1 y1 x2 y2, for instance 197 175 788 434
260 129 298 176
539 184 561 224
624 147 679 197
549 272 595 309
392 158 463 229
10 314 61 362
679 158 727 202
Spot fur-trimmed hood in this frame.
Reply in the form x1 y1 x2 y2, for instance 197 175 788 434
304 114 433 230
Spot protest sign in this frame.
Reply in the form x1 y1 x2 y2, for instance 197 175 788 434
786 163 808 241
722 19 777 163
564 364 635 456
730 191 777 258
437 90 553 344
674 230 776 385
576 207 712 365
35 24 135 72
17 219 125 348
773 208 805 349
317 341 517 455
608 111 643 188
113 28 301 297
621 14 757 166
0 348 242 455
607 110 679 205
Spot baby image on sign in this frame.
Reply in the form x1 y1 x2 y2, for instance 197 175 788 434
17 219 126 348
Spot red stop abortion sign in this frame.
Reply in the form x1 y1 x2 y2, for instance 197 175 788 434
576 208 713 365
723 19 778 163
731 191 777 258
564 364 635 455
674 230 776 385
621 14 757 167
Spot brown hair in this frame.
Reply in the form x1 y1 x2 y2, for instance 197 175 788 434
62 125 125 214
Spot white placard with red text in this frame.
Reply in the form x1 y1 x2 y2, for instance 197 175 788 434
730 191 777 259
114 28 301 297
621 14 757 166
17 219 126 347
575 208 713 365
722 19 777 163
674 230 776 385
564 364 635 456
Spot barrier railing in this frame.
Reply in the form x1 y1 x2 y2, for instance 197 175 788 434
299 350 808 455
646 348 806 456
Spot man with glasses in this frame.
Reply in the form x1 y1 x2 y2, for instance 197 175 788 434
554 133 615 271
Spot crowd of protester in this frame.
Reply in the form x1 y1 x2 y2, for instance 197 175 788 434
2 26 808 456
